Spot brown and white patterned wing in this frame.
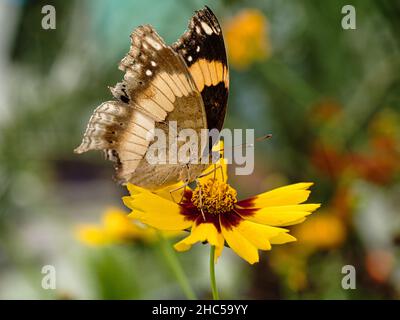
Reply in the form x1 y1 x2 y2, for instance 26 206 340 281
75 25 207 187
172 6 229 133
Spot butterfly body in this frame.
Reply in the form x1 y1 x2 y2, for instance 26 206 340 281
75 6 229 190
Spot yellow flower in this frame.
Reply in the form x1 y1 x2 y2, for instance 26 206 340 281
75 207 158 246
123 160 320 264
224 9 271 70
294 213 346 250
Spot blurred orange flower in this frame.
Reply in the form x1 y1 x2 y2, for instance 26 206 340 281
349 151 398 185
224 9 271 70
365 249 395 284
311 142 348 179
311 107 400 185
310 99 343 123
330 186 354 221
294 213 346 250
349 109 400 185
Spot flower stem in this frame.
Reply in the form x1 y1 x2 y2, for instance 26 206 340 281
157 232 197 300
209 246 219 300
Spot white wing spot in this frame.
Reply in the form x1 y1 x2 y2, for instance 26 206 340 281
188 56 193 62
196 46 200 53
151 61 157 67
146 69 152 76
201 22 213 35
146 37 162 50
195 25 201 34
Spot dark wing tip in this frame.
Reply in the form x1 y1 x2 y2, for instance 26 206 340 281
194 6 220 29
202 5 214 16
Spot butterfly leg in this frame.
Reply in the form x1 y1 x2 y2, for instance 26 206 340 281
184 164 206 220
179 184 187 204
169 183 188 204
198 164 224 181
168 164 191 203
196 180 206 221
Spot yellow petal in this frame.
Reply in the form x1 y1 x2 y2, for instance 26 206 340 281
126 183 147 196
198 140 227 184
241 207 318 227
248 183 315 207
198 160 227 184
154 181 185 202
269 232 297 244
123 189 192 231
174 223 224 260
261 204 321 212
235 219 289 250
221 222 259 264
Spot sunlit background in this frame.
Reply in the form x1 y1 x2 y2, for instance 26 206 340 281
0 0 399 299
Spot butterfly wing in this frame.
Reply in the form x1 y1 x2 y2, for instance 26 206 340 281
172 6 229 133
75 25 208 188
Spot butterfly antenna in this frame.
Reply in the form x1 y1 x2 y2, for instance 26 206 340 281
216 134 272 153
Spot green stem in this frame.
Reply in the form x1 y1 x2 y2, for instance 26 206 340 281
209 246 219 300
157 232 197 300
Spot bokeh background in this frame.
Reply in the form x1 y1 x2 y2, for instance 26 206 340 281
0 0 399 299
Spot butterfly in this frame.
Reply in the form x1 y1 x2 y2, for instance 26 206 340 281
75 6 229 190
